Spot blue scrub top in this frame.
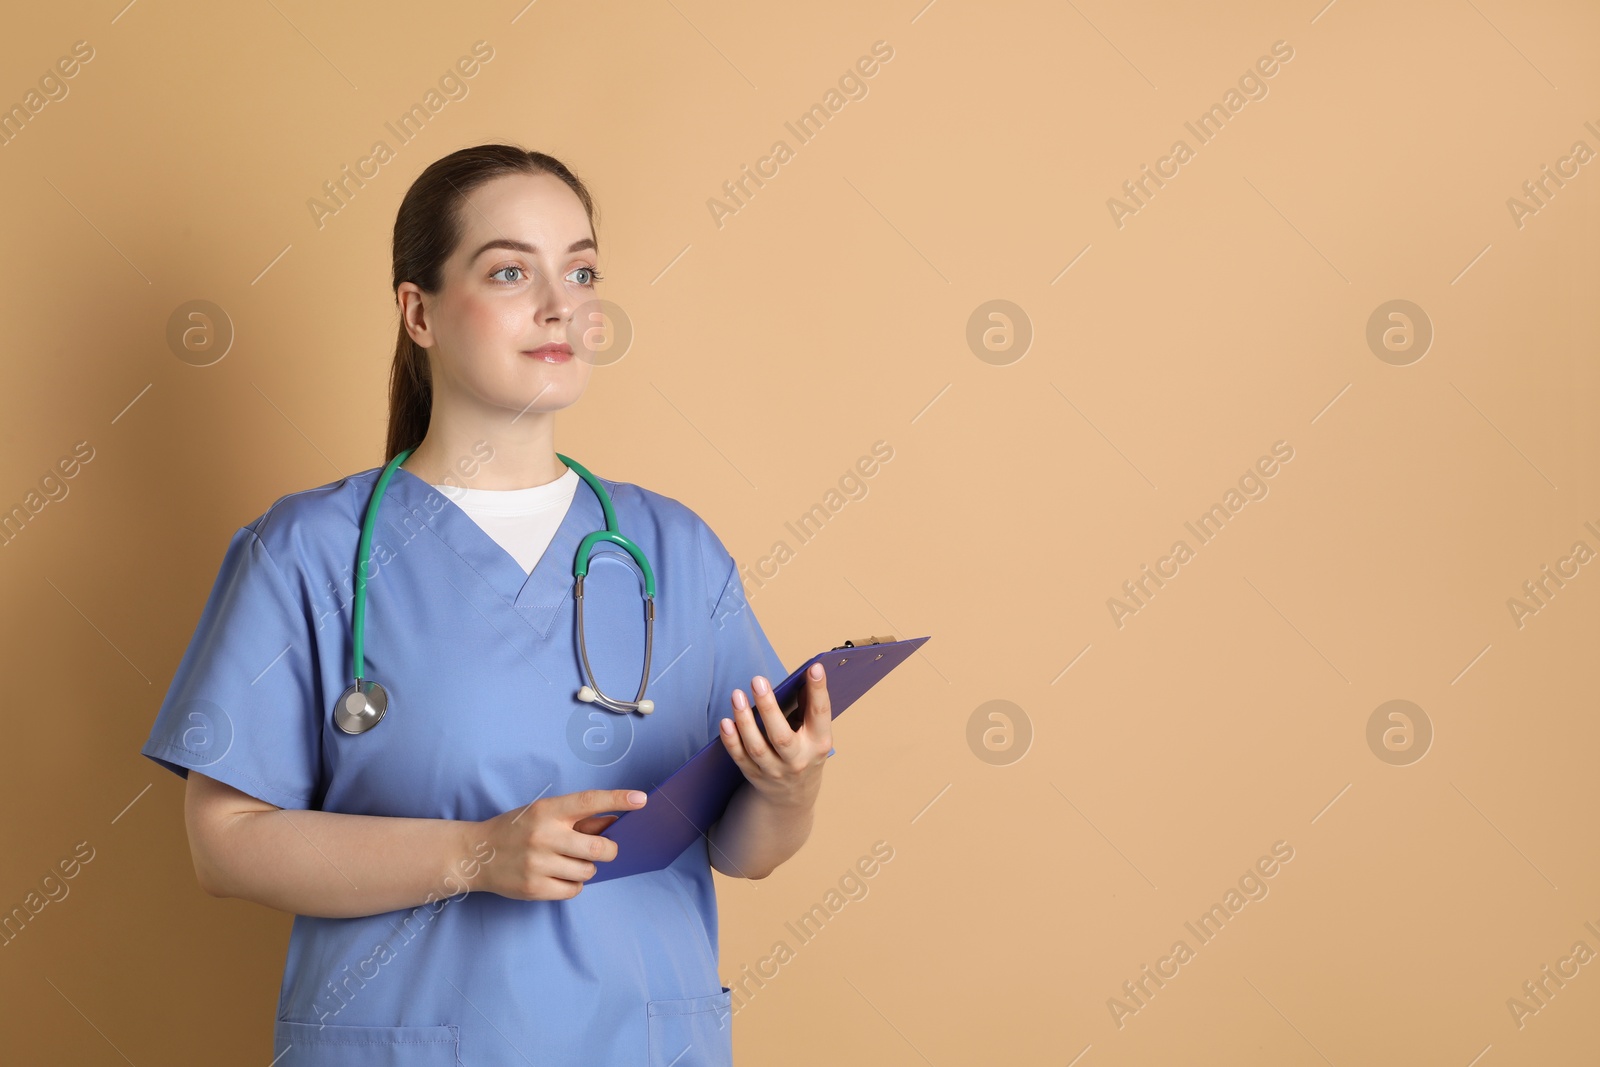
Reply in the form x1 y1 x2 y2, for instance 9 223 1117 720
140 462 787 1067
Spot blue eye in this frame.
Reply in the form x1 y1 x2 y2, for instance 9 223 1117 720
489 264 603 286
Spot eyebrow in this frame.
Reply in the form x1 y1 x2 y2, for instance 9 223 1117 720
468 237 596 261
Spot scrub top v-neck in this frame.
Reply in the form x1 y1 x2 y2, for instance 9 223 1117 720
433 465 580 576
139 462 787 1067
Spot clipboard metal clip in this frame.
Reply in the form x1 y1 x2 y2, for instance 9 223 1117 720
831 635 895 651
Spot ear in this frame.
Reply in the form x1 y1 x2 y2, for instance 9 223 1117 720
397 281 434 348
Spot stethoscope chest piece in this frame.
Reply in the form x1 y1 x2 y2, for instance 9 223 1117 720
334 679 389 734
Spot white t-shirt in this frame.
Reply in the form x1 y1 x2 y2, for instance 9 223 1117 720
432 466 581 575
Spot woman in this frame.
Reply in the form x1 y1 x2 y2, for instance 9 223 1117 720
140 144 834 1066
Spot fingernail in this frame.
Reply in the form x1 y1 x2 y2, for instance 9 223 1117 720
809 663 824 680
628 791 647 804
720 718 734 735
753 676 769 695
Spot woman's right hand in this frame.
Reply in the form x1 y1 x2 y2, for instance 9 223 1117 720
472 788 648 901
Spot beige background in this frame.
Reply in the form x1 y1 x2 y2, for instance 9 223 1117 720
1 0 1596 1062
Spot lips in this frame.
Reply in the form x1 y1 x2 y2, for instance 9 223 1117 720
523 343 573 363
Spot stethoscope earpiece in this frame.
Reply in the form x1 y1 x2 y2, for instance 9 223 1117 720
577 684 654 715
335 449 659 734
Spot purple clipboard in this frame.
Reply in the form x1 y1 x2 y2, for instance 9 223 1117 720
587 635 930 883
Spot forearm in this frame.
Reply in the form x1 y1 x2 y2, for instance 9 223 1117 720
197 807 489 919
708 780 816 880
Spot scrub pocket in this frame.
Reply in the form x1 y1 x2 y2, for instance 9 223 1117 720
273 1018 460 1066
647 986 734 1067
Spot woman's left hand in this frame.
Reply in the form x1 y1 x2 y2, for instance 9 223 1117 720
719 663 832 809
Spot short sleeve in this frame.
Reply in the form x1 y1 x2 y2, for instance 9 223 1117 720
706 555 835 759
140 526 324 810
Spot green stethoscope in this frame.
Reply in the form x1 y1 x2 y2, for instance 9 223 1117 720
332 447 658 735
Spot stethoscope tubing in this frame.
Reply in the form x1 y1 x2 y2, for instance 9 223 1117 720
351 446 416 683
337 448 658 732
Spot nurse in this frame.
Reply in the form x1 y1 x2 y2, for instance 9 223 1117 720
140 144 835 1066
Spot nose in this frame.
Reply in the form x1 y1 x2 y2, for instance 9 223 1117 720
528 264 575 323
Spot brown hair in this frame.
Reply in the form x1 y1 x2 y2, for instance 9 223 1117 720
385 144 599 462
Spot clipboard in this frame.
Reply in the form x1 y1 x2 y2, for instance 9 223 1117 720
587 634 930 884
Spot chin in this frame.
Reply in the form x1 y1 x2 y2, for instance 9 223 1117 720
515 383 586 414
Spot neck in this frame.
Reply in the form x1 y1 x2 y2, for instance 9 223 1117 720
401 406 567 490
